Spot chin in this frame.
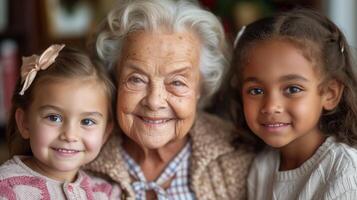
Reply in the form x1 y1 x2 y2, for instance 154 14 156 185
264 139 288 149
139 136 174 150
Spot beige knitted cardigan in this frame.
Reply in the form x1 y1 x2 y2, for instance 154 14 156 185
85 112 255 200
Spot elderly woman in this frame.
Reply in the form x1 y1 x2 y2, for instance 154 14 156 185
85 0 254 199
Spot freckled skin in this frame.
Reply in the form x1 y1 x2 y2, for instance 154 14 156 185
116 30 202 152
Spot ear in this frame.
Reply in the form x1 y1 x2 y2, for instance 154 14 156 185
322 79 344 111
15 108 30 139
102 121 113 144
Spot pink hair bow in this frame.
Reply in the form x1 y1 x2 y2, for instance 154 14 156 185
19 44 65 95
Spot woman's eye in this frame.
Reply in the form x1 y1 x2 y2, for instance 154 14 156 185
46 114 62 123
285 86 302 94
128 76 145 84
171 80 185 87
81 118 96 126
248 88 264 95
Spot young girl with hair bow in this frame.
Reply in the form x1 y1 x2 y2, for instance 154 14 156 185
0 45 120 199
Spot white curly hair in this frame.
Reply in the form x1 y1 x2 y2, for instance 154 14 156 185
94 0 231 107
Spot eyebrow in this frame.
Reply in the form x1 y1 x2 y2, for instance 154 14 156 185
279 74 309 82
39 105 62 112
39 105 104 118
166 66 193 76
124 62 149 76
81 112 104 118
243 74 309 83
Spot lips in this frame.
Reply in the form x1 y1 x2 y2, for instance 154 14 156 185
138 116 172 125
52 148 82 154
261 122 290 127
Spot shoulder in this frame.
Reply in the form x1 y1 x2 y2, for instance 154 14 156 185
190 112 255 160
248 148 277 182
191 111 256 161
190 112 237 147
189 112 256 199
251 148 277 170
247 148 277 187
0 156 50 198
322 138 357 175
0 156 29 179
80 170 122 199
317 138 357 198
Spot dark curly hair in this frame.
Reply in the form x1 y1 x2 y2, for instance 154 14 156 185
227 9 357 151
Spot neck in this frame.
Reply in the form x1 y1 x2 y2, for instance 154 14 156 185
23 157 77 182
279 131 326 171
123 135 189 181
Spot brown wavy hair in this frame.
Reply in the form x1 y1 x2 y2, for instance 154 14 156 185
6 46 115 156
227 9 357 151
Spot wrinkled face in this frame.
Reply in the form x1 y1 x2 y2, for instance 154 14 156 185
117 30 201 150
241 39 328 148
17 78 111 181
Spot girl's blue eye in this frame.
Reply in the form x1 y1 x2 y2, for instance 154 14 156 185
285 86 302 94
81 118 96 126
47 114 62 123
248 88 264 95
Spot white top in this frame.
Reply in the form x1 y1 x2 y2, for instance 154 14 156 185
248 137 357 200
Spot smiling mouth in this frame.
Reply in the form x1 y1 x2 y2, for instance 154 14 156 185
52 148 81 154
138 116 172 125
261 122 290 127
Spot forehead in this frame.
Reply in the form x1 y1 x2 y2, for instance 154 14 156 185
245 37 319 66
125 30 200 54
119 30 201 72
242 39 320 81
31 77 109 105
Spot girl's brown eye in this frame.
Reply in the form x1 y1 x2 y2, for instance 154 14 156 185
248 88 264 95
284 86 303 95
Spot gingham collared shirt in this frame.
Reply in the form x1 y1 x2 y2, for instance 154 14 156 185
120 142 195 200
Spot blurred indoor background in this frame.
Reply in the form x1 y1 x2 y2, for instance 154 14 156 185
0 0 356 164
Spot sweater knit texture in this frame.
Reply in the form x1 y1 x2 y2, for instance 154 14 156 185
248 137 357 200
0 156 120 200
85 112 255 200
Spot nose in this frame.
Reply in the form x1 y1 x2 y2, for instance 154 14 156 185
60 122 79 142
260 93 283 115
142 82 168 111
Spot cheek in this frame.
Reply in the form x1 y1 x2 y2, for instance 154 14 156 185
290 97 322 120
29 124 57 146
82 131 106 152
168 94 197 137
169 91 197 117
117 85 144 113
242 98 262 132
117 87 144 134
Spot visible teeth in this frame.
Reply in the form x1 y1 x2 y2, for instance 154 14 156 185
55 148 79 153
266 123 285 127
142 118 168 124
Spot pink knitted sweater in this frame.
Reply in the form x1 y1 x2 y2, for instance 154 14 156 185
0 156 120 199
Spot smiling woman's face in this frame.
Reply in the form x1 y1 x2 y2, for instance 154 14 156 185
116 30 201 149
